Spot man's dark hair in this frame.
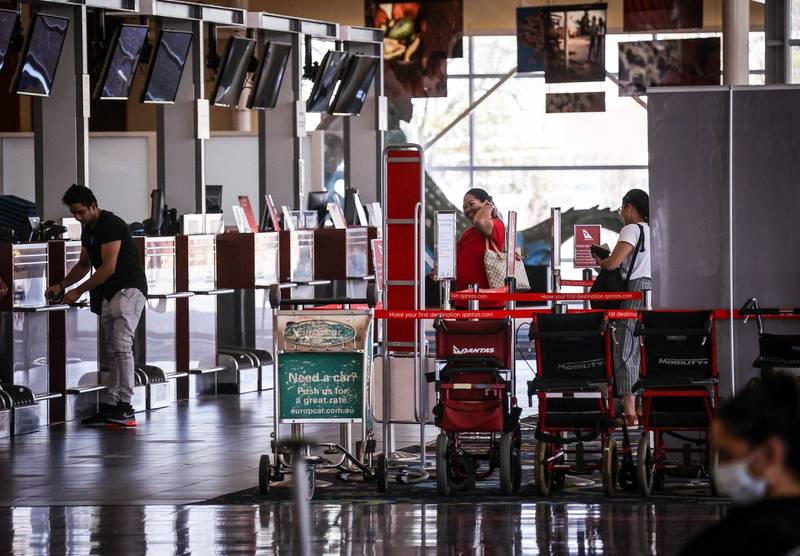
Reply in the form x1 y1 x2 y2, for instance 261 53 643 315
718 371 800 478
62 184 98 208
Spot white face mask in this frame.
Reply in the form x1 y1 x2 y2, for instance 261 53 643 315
715 450 767 504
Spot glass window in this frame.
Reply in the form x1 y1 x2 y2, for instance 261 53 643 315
471 35 519 75
792 46 800 83
792 0 800 40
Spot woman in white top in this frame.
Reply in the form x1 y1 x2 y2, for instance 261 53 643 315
597 189 651 426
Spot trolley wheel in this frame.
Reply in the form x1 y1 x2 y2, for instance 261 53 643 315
708 448 720 497
534 441 553 497
653 471 666 492
636 434 655 497
499 432 522 495
376 453 389 494
618 461 638 493
305 464 316 501
601 438 619 497
259 454 271 495
436 433 452 496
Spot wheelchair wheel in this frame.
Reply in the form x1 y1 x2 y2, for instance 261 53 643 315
534 442 553 496
499 432 522 495
636 434 655 496
376 453 389 494
436 433 453 496
601 438 619 497
259 454 271 495
618 461 637 492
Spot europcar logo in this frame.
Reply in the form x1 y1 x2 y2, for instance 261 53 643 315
452 345 495 355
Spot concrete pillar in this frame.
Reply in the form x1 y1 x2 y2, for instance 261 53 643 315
723 0 750 85
33 4 89 220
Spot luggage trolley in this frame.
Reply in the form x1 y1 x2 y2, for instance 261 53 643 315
633 310 719 496
431 317 522 495
528 312 620 496
740 298 800 381
258 284 377 499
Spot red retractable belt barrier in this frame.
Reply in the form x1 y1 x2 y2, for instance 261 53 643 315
450 291 641 302
560 279 596 287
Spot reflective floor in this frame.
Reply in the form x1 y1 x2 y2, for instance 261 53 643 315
0 501 725 555
0 393 727 554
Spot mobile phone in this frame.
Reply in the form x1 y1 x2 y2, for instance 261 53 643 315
590 244 610 260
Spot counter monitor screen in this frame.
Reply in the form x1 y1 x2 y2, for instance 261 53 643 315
94 24 149 100
12 13 69 97
328 55 379 116
141 29 193 104
306 50 349 113
247 41 291 110
0 9 19 72
211 36 255 107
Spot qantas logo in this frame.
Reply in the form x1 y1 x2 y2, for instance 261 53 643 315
557 359 605 371
658 358 708 366
452 345 495 355
581 229 594 241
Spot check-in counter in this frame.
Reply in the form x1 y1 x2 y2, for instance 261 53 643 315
313 226 377 280
0 242 64 435
177 234 231 398
216 232 278 393
133 236 191 411
50 240 103 422
279 230 315 284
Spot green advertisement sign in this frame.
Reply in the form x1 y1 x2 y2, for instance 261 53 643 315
278 352 363 422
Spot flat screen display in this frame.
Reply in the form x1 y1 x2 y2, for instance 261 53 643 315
305 50 349 113
0 9 19 72
141 29 193 104
247 41 291 110
211 36 255 107
328 55 378 116
12 13 69 97
94 24 149 100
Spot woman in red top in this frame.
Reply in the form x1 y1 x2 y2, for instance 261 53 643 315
456 188 506 293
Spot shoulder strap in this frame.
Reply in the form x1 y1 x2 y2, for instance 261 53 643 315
485 236 503 254
623 224 645 286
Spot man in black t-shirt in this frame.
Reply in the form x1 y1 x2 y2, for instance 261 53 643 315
46 185 148 427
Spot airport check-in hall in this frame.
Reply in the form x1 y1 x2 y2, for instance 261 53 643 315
0 0 799 554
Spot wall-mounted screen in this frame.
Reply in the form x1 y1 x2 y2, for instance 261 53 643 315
141 29 193 104
211 35 255 108
328 54 379 116
94 24 149 100
0 9 19 72
12 13 69 97
247 41 291 110
305 50 349 113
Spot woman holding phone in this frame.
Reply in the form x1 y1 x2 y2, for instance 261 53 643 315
595 189 651 426
456 188 505 293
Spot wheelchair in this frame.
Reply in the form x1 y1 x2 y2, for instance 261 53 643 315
740 298 800 382
633 310 719 496
528 312 620 496
432 317 522 496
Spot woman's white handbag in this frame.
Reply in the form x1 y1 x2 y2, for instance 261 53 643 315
484 238 531 290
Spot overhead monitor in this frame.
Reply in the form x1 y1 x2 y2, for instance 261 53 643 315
211 35 255 107
0 9 19 72
141 29 193 104
94 24 149 100
305 50 348 113
12 13 69 97
247 41 291 110
328 54 379 116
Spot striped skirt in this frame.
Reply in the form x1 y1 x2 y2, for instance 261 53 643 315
613 277 652 396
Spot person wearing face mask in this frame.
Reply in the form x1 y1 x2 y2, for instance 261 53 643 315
679 372 800 556
595 189 651 426
456 188 505 292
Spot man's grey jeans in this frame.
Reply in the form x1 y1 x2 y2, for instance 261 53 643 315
101 288 146 406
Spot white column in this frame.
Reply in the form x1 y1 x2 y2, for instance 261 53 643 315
723 0 750 85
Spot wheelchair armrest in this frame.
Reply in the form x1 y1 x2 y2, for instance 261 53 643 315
529 329 603 341
635 327 710 338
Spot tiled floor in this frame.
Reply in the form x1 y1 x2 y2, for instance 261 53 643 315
0 393 727 554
